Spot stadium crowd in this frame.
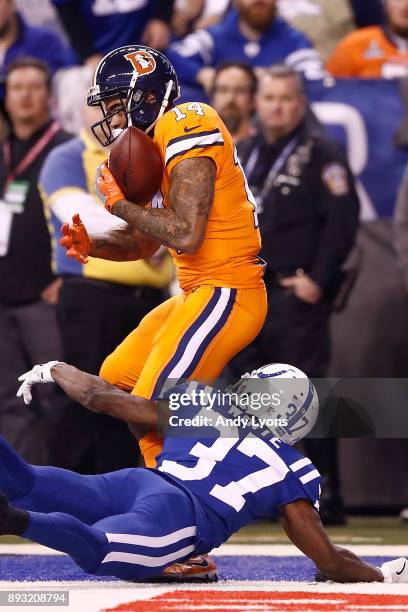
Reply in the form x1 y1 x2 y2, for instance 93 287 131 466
0 0 408 526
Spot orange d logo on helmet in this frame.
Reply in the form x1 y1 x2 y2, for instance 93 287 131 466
124 50 157 76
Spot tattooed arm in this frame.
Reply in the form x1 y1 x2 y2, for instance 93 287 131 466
110 157 216 253
89 223 161 261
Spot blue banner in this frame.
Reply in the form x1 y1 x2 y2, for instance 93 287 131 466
305 80 408 219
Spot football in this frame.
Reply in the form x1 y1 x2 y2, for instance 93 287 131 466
233 363 320 445
108 126 163 205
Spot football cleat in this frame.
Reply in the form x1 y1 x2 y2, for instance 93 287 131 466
158 554 218 582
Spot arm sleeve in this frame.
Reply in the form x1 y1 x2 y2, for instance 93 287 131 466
166 29 215 86
285 47 325 79
35 30 72 72
40 144 126 232
308 153 360 293
278 25 325 79
394 166 408 291
154 104 225 176
53 0 97 62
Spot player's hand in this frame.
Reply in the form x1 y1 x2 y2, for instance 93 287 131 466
196 67 216 93
280 274 322 304
95 162 125 212
41 277 63 305
60 214 91 264
142 19 171 50
16 361 59 405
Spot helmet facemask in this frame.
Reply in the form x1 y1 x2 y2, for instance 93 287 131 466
88 77 175 147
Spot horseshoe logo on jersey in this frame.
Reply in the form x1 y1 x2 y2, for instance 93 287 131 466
124 50 156 76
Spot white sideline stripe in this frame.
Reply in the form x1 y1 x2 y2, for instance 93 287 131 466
105 526 196 547
0 544 65 555
168 287 231 378
165 131 224 165
300 469 320 484
289 457 311 472
213 544 408 557
1 581 408 605
101 544 195 566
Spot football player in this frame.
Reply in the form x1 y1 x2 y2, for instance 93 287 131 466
60 46 267 471
5 359 406 584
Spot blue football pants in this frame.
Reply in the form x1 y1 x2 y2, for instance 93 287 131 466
0 436 198 579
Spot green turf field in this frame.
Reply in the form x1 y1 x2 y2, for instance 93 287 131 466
229 517 408 545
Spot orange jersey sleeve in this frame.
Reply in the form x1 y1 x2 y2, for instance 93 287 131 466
327 27 408 78
153 102 265 291
326 31 362 77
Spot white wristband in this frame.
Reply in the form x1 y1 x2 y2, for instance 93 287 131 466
41 361 60 383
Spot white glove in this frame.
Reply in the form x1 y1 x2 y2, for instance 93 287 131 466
16 361 59 405
379 557 408 583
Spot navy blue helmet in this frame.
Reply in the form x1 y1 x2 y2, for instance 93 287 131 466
87 45 180 146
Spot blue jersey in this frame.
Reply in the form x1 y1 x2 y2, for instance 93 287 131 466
155 383 321 550
0 13 71 94
52 0 157 55
167 10 323 87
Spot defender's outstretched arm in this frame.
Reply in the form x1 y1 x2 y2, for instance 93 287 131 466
17 362 164 435
280 499 383 583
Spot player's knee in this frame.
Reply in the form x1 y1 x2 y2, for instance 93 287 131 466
99 354 119 384
99 354 137 392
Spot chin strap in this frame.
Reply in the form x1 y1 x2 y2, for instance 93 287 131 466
126 69 140 128
145 80 174 135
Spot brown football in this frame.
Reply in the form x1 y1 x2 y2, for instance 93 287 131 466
108 126 163 205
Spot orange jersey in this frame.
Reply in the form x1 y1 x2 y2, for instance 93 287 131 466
152 102 264 292
327 26 408 78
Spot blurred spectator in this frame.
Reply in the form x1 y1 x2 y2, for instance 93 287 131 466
16 0 66 36
52 0 175 66
277 0 355 61
232 65 360 524
167 0 324 97
173 0 385 40
39 104 173 473
210 61 256 143
172 0 229 37
394 164 408 291
390 165 408 522
327 0 408 78
350 0 385 28
0 0 70 89
0 58 72 463
53 62 95 134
